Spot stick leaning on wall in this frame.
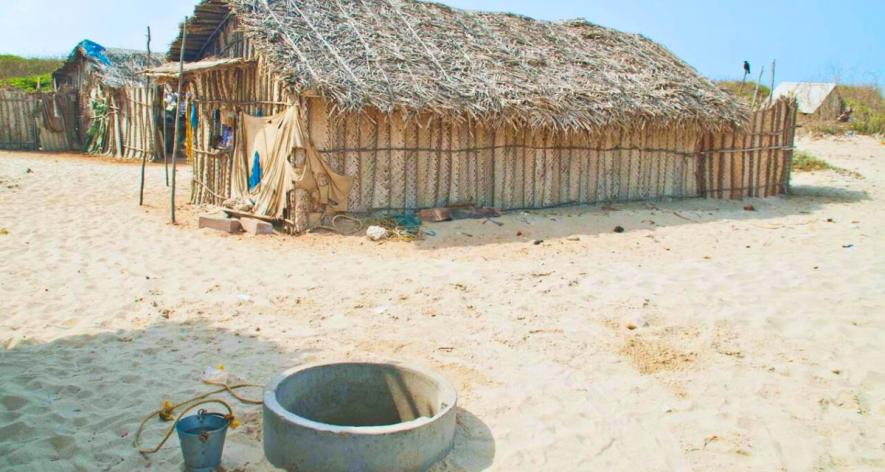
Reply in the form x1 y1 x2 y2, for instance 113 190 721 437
170 17 188 224
139 26 151 206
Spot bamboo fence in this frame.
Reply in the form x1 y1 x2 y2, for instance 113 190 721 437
0 89 78 151
188 94 796 212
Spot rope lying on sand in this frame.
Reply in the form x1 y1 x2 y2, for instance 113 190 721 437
132 380 262 455
315 214 364 235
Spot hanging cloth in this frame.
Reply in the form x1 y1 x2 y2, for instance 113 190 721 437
231 105 351 218
248 151 262 190
185 99 195 162
190 102 199 130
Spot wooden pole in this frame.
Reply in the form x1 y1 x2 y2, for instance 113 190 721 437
163 90 169 186
170 17 187 224
139 26 151 206
751 66 765 109
769 60 776 102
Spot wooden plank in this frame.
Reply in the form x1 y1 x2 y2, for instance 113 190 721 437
588 132 600 203
389 112 406 209
648 130 661 199
783 101 798 193
449 121 463 205
373 111 391 210
568 133 580 204
492 125 506 208
463 119 475 205
344 114 361 211
758 106 771 197
550 132 561 206
511 127 524 208
475 122 491 207
360 113 377 211
638 130 650 200
599 131 612 201
437 119 451 207
531 129 544 207
501 126 514 208
519 128 530 208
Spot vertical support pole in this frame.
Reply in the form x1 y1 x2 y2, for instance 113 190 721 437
751 66 765 109
769 60 776 102
163 89 169 186
139 26 151 206
170 17 188 224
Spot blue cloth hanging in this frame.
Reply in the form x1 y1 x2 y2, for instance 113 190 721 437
190 102 199 129
248 151 262 190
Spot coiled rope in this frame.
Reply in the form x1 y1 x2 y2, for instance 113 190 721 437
132 380 262 455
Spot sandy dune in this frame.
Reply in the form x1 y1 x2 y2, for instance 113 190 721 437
0 135 883 471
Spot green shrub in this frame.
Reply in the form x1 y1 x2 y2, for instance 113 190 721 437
0 55 62 80
792 151 862 178
716 80 772 105
840 85 885 135
0 73 53 92
792 152 834 172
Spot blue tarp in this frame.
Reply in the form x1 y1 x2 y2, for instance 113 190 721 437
70 39 111 66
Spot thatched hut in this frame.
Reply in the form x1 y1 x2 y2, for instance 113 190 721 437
151 0 796 231
53 40 163 159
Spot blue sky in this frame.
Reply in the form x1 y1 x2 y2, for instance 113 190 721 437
2 0 882 86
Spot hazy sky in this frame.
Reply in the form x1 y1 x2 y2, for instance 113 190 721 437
1 0 882 86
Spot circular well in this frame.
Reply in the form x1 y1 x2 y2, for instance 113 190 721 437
263 362 457 471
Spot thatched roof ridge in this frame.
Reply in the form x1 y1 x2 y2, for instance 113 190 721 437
171 0 747 131
56 40 161 88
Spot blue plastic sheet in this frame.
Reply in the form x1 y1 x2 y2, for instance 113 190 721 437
71 39 111 66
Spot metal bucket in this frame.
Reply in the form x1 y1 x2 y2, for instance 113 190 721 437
175 410 230 472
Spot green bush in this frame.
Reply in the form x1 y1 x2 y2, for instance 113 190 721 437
792 151 834 172
792 151 862 178
0 55 62 80
0 73 53 92
840 85 885 135
716 80 772 105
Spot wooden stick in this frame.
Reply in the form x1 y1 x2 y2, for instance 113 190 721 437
170 17 188 224
163 95 169 186
751 66 765 109
139 26 151 206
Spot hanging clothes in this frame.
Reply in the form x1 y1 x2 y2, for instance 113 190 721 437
230 105 352 218
190 102 199 129
185 100 195 162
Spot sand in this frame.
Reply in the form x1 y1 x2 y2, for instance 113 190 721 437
0 135 883 471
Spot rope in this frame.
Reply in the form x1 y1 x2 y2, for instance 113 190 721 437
132 380 262 456
315 214 365 235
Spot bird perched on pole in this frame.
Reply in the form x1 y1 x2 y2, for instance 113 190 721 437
739 60 752 93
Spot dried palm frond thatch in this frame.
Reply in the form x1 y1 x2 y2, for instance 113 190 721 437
55 40 162 89
170 0 747 131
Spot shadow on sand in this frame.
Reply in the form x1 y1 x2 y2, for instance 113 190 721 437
0 319 496 471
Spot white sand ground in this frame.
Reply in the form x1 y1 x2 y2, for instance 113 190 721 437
0 135 883 471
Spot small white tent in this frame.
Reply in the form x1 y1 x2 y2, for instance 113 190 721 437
771 82 843 119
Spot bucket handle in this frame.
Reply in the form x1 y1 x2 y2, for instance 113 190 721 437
175 400 235 428
134 398 235 455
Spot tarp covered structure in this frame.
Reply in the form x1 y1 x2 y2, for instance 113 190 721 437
771 82 841 115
